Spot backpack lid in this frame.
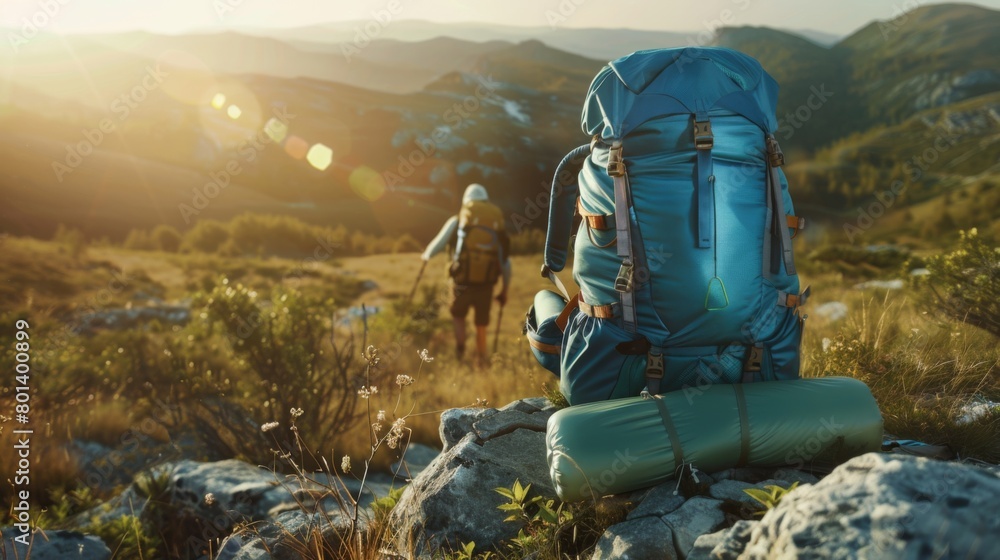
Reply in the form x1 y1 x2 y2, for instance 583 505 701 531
582 47 780 139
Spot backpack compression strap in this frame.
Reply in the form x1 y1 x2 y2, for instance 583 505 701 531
694 107 715 249
609 141 639 333
763 135 796 276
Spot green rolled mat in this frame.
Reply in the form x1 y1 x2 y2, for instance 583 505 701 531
546 376 883 502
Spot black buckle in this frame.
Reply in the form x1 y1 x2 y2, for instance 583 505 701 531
694 120 713 150
614 261 634 293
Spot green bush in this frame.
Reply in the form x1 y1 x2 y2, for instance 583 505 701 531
914 228 1000 338
201 279 364 451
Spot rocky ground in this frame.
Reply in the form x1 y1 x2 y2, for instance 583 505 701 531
3 397 1000 559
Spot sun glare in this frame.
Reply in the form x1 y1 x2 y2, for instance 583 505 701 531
306 143 334 171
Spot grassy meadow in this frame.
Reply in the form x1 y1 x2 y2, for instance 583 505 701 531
2 225 999 522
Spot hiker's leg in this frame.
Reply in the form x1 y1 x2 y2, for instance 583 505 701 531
449 282 471 359
453 317 467 359
472 286 491 368
475 325 488 364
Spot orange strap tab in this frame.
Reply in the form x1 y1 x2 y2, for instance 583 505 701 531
555 293 580 332
579 299 617 319
577 198 614 230
528 338 560 354
786 215 805 239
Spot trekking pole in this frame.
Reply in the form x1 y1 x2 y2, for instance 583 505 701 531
493 298 505 354
407 260 427 308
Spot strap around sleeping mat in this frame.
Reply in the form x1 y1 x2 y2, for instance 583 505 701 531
653 395 686 470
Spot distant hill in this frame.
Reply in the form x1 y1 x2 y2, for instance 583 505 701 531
243 20 834 62
836 3 1000 123
1 3 997 247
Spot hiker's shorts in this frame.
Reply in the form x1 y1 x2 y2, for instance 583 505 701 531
449 283 493 326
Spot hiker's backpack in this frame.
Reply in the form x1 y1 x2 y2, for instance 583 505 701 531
534 47 810 405
449 199 507 286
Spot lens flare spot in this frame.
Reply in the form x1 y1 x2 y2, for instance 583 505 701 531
263 117 289 144
349 166 387 202
306 143 333 171
211 93 227 110
284 135 310 160
227 105 242 119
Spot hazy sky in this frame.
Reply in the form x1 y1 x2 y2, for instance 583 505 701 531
2 0 999 36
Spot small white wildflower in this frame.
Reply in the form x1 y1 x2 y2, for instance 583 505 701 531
357 386 379 399
341 455 351 473
261 421 280 432
204 493 216 506
396 374 414 387
418 349 434 363
290 407 304 419
377 410 386 423
822 338 832 353
387 417 407 449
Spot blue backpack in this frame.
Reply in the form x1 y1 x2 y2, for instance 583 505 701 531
527 47 810 405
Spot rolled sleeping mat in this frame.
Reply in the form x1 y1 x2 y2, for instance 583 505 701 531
546 376 883 502
525 290 567 376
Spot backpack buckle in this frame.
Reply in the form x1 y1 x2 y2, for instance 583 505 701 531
646 351 664 379
693 120 713 150
614 261 634 293
766 136 785 167
607 143 626 177
744 345 763 373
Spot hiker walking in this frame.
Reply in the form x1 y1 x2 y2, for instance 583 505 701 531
422 183 511 366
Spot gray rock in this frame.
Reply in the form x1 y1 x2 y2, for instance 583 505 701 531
709 467 779 484
390 442 440 480
737 453 1000 559
438 407 497 450
389 426 554 555
626 481 686 520
708 479 755 503
499 398 544 414
165 459 294 520
689 520 756 560
661 496 726 557
472 408 549 440
215 510 357 560
770 468 820 485
1 529 111 560
590 516 676 560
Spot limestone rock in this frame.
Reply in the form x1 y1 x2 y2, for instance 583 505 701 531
1 530 111 560
590 516 676 560
735 453 1000 559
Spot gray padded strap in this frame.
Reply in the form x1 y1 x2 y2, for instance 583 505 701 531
610 141 638 332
